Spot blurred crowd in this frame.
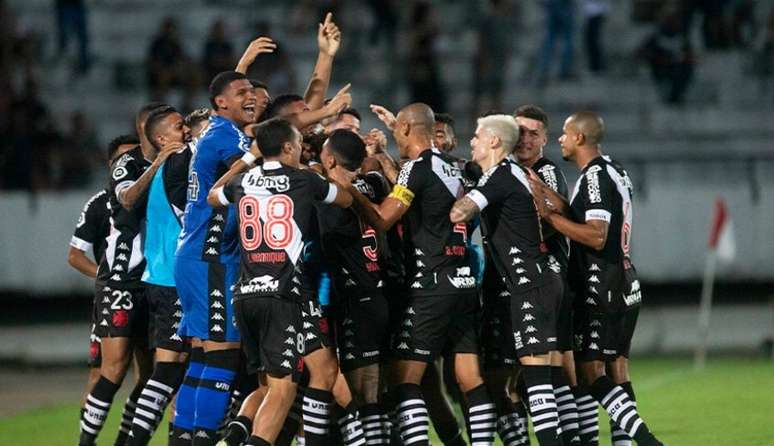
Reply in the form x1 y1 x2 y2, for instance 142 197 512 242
2 0 774 191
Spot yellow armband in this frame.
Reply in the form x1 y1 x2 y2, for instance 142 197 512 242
388 184 415 207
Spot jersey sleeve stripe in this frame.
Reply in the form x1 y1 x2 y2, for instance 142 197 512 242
215 186 230 206
115 180 135 199
323 183 338 204
467 189 489 212
585 209 611 223
70 236 93 252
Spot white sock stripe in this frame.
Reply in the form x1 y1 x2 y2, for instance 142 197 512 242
133 407 158 421
469 413 497 422
80 421 98 434
613 441 632 446
580 426 599 434
137 398 164 412
469 403 496 413
398 398 425 409
533 420 559 431
529 384 554 393
618 407 638 430
83 403 108 417
531 412 558 423
398 407 428 421
86 395 111 408
627 418 643 437
564 422 580 430
146 379 175 394
471 429 496 438
303 415 330 426
139 387 168 403
556 393 576 404
401 424 429 436
404 435 429 444
557 403 579 412
133 418 153 431
601 387 627 406
304 425 330 435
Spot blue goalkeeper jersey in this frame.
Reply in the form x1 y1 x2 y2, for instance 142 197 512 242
176 115 251 264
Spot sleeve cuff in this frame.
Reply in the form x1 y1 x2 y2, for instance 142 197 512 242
215 186 230 206
585 209 611 222
240 152 257 166
70 236 93 253
467 189 489 212
323 183 338 204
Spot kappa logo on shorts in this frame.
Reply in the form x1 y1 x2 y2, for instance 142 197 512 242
589 286 599 294
213 214 224 222
509 246 522 255
281 360 292 369
590 331 600 339
116 254 128 261
416 260 426 268
525 325 537 333
589 275 600 283
285 337 295 345
170 334 182 342
585 297 597 305
411 281 423 289
397 342 409 350
118 242 129 251
521 302 534 310
512 258 524 265
498 290 510 297
286 325 296 333
111 274 122 281
205 247 219 256
589 342 600 350
211 325 224 333
207 236 218 243
590 319 602 327
523 313 535 322
518 277 531 285
589 264 601 271
212 313 224 321
344 329 355 337
291 287 300 295
282 349 294 357
210 225 222 233
211 289 224 298
415 249 424 256
305 332 317 340
527 337 540 345
345 353 356 360
303 321 313 329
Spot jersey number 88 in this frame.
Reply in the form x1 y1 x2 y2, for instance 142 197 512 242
239 195 294 251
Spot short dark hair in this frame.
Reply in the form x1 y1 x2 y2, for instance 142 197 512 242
514 104 549 129
136 101 167 127
303 131 327 157
144 105 178 150
107 134 139 161
253 118 295 158
338 107 361 122
327 129 366 171
250 79 268 90
264 93 304 119
184 108 211 130
434 112 455 129
209 71 248 109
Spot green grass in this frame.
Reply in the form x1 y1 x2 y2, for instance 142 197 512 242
1 358 773 445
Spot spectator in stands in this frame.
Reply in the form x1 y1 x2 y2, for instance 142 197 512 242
366 0 398 47
473 0 513 115
58 111 100 188
582 0 609 73
202 19 235 85
146 17 199 108
753 7 774 97
538 0 576 85
243 21 296 95
638 11 695 105
407 0 446 112
681 0 731 50
55 0 91 74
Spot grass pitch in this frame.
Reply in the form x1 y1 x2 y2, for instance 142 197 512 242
0 358 772 445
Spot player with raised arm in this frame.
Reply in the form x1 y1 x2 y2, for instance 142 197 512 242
78 103 180 446
346 103 496 446
530 112 664 446
450 114 564 446
68 134 138 423
514 104 581 445
206 118 352 446
123 105 193 446
172 70 255 446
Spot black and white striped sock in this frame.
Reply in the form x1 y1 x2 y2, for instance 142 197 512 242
589 377 661 446
359 403 390 445
302 388 332 446
497 410 529 446
513 400 531 445
126 362 185 446
395 383 429 445
551 367 580 445
466 384 496 446
339 411 367 446
573 387 599 446
115 382 144 446
79 376 120 446
522 366 560 446
610 381 634 446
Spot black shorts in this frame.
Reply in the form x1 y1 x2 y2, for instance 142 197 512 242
575 307 639 362
393 292 480 363
145 284 186 352
335 291 389 372
508 270 563 358
553 260 574 353
94 284 149 339
481 285 519 369
300 297 332 356
234 296 304 378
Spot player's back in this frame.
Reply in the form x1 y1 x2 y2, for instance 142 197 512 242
396 148 473 296
222 161 339 301
177 115 250 264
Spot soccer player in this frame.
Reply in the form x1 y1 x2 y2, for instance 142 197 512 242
323 107 361 134
433 112 457 154
78 104 180 446
347 103 496 446
450 114 564 446
68 134 138 414
206 118 352 446
514 104 581 445
317 129 390 445
173 71 255 445
530 112 664 446
124 105 193 445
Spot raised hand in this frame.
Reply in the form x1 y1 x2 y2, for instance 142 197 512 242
369 104 396 131
236 36 277 73
327 83 352 113
318 12 341 57
364 128 387 156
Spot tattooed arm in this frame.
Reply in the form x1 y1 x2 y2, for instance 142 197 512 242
449 195 481 224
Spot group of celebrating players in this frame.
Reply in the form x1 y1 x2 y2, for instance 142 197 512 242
66 13 664 446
